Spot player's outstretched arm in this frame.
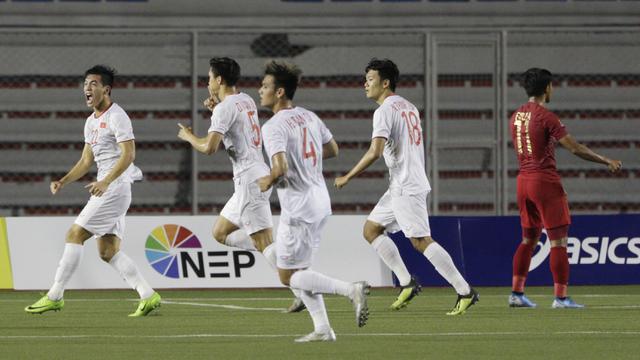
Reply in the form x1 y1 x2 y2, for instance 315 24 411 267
559 134 622 173
258 152 288 192
323 139 339 160
51 143 94 195
85 140 135 197
177 123 223 155
334 137 385 189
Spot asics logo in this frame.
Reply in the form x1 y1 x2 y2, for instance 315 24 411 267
529 232 640 271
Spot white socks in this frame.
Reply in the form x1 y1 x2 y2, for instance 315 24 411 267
424 242 471 295
47 243 83 301
225 230 257 251
371 235 411 286
262 243 277 270
109 251 155 299
289 270 352 298
290 270 349 334
299 290 331 333
46 245 154 301
289 247 321 300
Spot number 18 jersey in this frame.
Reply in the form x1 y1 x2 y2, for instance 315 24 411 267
372 95 430 195
208 92 270 182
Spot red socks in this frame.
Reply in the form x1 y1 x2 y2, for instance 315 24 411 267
550 246 569 298
512 243 570 297
512 243 535 292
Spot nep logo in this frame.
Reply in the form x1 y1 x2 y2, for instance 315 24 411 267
145 224 202 278
145 224 256 279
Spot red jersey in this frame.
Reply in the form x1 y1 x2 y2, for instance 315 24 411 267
510 102 568 181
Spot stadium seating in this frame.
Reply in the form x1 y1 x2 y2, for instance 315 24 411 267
0 30 638 216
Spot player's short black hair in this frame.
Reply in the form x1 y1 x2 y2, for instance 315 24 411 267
264 60 302 100
365 58 399 92
84 65 116 88
209 57 241 86
522 68 553 97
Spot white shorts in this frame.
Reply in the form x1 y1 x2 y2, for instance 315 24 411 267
74 181 132 239
367 190 431 238
276 216 327 270
220 176 273 235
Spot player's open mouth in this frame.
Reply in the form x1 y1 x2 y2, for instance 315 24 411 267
85 93 93 102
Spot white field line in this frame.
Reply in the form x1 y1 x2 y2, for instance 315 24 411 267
160 300 640 311
2 293 640 303
2 330 640 340
161 300 284 311
6 298 639 312
0 298 295 302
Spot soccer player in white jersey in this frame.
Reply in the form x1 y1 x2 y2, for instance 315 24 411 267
177 57 278 272
335 58 478 315
258 61 370 342
25 65 161 316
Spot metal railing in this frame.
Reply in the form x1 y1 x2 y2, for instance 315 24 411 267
0 27 638 216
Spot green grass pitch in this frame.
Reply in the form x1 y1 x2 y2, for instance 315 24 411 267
2 286 639 359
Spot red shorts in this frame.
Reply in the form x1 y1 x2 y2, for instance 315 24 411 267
516 176 571 239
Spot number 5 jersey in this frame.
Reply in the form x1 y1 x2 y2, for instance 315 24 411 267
208 92 270 182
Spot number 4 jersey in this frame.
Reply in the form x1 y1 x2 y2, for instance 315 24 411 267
509 102 568 182
208 92 270 182
373 94 430 195
262 107 333 224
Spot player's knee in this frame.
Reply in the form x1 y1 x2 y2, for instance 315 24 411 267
253 240 270 253
98 248 116 263
522 228 542 243
549 236 568 247
212 228 227 245
409 238 421 251
279 273 292 286
65 226 87 244
251 230 272 252
363 221 384 243
410 236 433 252
547 225 569 242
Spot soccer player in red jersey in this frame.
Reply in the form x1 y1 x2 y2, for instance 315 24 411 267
509 68 622 308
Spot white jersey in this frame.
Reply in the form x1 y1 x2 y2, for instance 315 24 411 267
208 92 270 182
262 107 333 223
84 103 142 183
372 95 431 195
